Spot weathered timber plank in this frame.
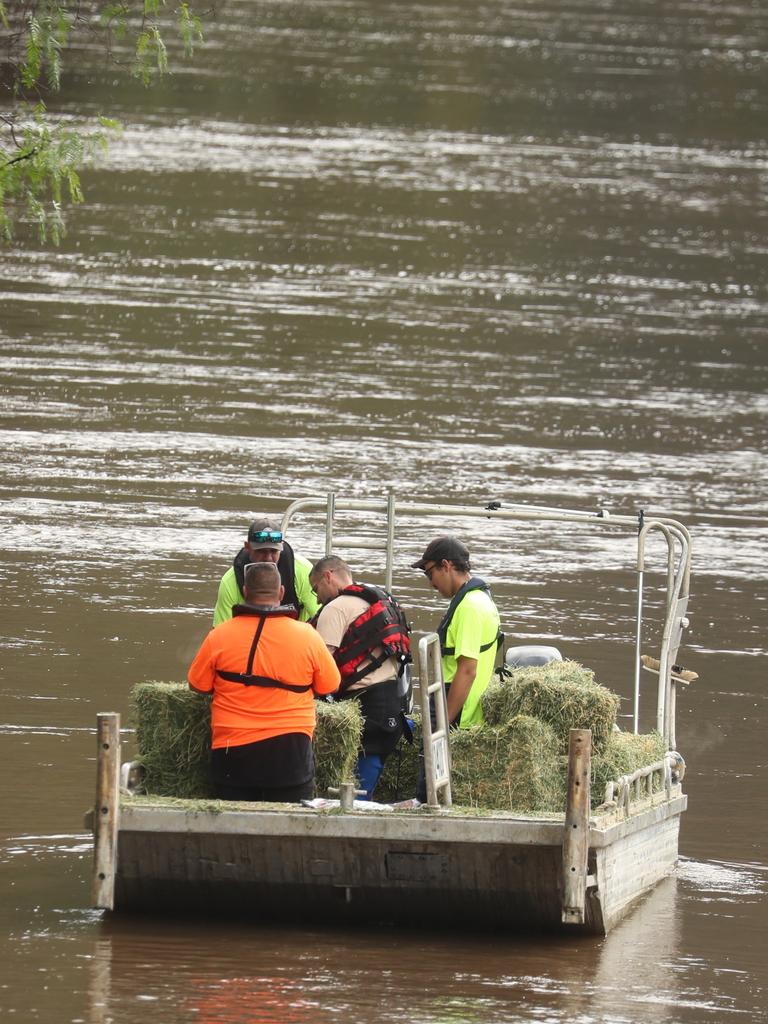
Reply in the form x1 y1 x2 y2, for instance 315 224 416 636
113 831 569 930
562 729 591 925
92 713 121 910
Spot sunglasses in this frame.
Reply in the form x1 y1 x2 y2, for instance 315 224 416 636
251 530 283 543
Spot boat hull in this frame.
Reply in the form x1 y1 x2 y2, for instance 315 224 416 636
107 793 685 935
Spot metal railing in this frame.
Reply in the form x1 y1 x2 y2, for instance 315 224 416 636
602 751 679 814
417 634 453 809
279 491 693 751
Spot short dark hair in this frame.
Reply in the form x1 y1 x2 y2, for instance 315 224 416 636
243 561 281 601
310 555 352 579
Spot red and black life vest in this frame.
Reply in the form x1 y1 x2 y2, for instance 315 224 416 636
216 604 312 693
324 583 411 690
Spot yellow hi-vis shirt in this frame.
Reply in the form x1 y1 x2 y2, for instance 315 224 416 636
442 588 501 728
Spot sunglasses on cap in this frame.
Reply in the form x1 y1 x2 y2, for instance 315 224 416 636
251 529 283 543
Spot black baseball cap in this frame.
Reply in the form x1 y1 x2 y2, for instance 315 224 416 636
411 535 470 570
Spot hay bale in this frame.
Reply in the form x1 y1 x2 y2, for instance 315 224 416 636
132 682 212 798
450 715 565 812
591 730 666 805
131 683 363 799
481 660 619 754
313 699 364 797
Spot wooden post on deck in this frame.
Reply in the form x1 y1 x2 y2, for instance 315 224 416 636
92 712 121 911
561 728 591 925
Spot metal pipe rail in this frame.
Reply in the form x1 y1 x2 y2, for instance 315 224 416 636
602 752 677 814
634 520 691 747
278 492 693 751
418 634 453 809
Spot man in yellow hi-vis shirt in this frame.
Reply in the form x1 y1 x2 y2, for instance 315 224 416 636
411 535 501 728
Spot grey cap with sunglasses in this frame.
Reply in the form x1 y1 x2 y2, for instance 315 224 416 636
247 518 284 551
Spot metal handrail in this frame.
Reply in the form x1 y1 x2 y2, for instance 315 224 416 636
418 634 453 809
634 520 692 746
279 492 692 752
602 751 679 815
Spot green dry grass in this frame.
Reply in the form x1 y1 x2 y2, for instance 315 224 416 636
130 683 362 799
130 673 664 815
132 682 212 798
451 715 566 812
591 729 666 804
482 660 620 754
313 699 363 796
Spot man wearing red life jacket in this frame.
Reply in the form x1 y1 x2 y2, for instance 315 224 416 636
309 555 411 801
189 561 340 802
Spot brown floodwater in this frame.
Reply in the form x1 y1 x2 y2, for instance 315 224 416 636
1 0 766 1020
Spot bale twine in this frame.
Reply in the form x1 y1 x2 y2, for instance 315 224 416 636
131 683 363 799
481 660 619 754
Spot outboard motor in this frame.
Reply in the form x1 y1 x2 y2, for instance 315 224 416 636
505 645 563 668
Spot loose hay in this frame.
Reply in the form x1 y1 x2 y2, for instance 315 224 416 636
591 729 666 805
131 683 363 799
130 675 663 816
451 716 565 812
481 660 619 754
313 699 363 797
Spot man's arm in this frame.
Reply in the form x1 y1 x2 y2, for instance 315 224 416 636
188 634 216 693
212 568 239 627
294 556 321 622
446 655 477 724
311 634 342 696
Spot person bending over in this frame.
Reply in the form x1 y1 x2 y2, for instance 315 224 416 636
309 555 411 800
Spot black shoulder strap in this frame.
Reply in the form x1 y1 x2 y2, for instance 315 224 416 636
233 547 250 594
437 576 501 657
233 541 301 615
278 541 300 614
216 612 312 693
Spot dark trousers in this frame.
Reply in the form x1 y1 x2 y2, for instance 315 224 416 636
213 778 314 803
210 733 314 803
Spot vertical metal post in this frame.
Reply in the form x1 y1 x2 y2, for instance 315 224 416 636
385 489 396 593
92 712 121 911
561 728 591 925
633 568 644 734
325 491 335 555
418 634 452 809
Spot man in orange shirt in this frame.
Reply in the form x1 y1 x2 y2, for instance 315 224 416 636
188 561 340 802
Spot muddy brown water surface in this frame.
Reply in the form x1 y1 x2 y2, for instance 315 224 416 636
1 0 767 1020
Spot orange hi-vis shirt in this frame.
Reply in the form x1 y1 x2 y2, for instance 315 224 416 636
188 609 341 750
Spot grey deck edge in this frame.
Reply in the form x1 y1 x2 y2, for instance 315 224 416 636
119 793 687 848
